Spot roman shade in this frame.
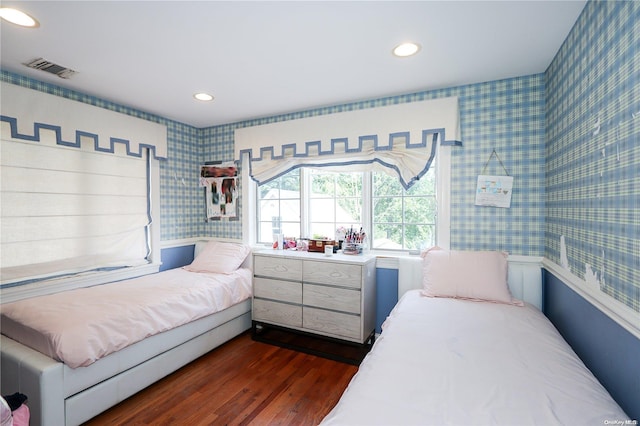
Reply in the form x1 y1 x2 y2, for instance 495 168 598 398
0 82 166 285
234 97 461 189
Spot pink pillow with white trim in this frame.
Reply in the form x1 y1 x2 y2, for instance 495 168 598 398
420 247 522 305
184 241 251 274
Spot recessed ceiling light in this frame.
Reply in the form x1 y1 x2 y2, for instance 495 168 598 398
193 93 214 102
393 42 421 58
0 7 39 28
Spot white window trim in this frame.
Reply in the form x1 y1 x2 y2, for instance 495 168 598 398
436 144 452 250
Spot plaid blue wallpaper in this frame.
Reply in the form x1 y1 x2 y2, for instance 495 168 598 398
3 1 635 314
2 70 546 256
545 0 639 313
201 75 547 256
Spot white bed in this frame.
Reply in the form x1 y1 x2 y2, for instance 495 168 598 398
0 240 253 426
321 249 629 425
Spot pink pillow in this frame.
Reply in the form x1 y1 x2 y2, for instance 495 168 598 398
421 247 522 305
183 241 251 274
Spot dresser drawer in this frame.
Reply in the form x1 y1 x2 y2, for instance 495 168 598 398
253 299 302 328
303 260 362 289
303 307 361 341
254 256 302 281
254 277 302 304
303 284 360 314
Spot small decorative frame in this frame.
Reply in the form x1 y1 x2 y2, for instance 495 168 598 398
475 149 513 209
199 161 239 221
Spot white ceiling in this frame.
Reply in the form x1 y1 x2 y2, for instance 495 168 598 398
1 1 586 128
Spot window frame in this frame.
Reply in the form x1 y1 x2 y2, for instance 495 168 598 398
244 144 452 252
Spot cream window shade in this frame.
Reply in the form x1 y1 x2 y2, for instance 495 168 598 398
234 97 461 189
0 83 166 285
0 134 151 284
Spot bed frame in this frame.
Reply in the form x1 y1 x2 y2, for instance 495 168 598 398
1 241 252 426
1 299 251 426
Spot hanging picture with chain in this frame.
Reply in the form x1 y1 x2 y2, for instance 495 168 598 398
475 149 513 208
475 175 513 208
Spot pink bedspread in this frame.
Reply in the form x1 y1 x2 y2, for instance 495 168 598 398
0 268 252 368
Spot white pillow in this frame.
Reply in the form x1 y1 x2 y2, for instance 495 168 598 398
184 241 251 274
421 247 522 305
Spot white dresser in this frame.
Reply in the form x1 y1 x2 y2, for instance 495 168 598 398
252 250 376 345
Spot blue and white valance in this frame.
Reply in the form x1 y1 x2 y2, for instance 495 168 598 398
234 97 462 189
0 82 167 159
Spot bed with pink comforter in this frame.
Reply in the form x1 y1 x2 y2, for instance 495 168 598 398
1 267 251 369
321 249 629 426
0 240 253 426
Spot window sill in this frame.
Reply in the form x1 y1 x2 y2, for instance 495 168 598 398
0 262 161 304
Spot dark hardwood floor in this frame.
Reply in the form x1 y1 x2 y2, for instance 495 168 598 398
82 331 358 425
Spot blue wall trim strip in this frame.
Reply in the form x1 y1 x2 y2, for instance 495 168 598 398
543 269 640 420
0 115 168 160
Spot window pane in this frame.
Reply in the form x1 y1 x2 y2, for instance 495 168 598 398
372 224 402 249
373 172 402 196
257 163 438 251
404 196 436 223
336 174 362 197
280 171 300 197
258 221 277 243
373 197 401 223
404 224 435 250
310 171 335 197
281 222 302 239
406 167 436 196
310 199 336 222
309 170 362 240
258 179 279 199
256 169 300 244
259 199 279 220
372 156 437 250
280 199 300 222
337 198 362 223
310 223 337 240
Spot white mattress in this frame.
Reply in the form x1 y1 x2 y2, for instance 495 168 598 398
0 267 252 368
321 290 628 425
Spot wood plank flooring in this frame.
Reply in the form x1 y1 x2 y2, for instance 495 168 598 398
82 332 358 425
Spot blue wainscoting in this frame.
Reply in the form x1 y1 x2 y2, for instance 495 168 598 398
160 245 196 271
543 270 640 420
376 268 399 334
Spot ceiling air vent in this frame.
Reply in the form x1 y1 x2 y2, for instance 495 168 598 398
24 58 78 79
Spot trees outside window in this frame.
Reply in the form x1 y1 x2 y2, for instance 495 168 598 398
256 161 437 251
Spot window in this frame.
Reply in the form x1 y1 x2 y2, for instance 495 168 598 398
257 169 301 244
255 154 438 251
0 83 166 297
0 133 159 285
372 165 436 250
308 169 363 239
